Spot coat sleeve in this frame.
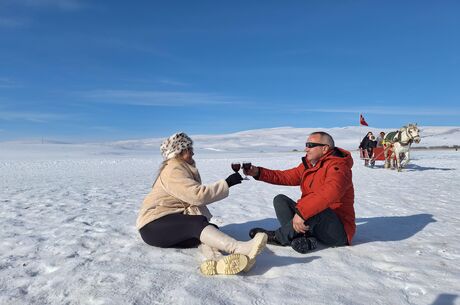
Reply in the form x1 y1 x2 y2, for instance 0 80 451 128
296 161 352 219
258 163 304 186
161 165 229 206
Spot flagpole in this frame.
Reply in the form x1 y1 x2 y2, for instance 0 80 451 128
359 113 362 151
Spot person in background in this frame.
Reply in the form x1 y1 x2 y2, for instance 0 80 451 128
244 131 355 254
136 132 267 276
376 131 386 147
359 132 377 166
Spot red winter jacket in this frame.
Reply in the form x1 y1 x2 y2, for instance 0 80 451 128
258 147 356 245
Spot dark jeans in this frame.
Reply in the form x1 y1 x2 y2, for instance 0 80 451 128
139 213 211 248
273 194 348 247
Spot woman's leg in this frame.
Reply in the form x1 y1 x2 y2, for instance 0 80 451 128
139 214 209 248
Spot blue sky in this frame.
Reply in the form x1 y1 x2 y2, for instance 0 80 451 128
1 0 459 142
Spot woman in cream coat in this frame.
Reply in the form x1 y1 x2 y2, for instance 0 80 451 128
137 132 267 276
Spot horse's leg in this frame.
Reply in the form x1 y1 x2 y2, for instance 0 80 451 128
391 147 397 170
396 150 404 172
401 149 410 168
384 146 390 169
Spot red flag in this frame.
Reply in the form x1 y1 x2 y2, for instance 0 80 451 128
360 114 369 126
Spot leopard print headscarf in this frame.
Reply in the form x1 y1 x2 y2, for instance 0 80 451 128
160 132 193 160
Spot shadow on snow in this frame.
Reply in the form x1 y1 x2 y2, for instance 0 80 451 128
403 164 456 171
220 214 436 246
431 293 458 305
362 164 455 171
353 213 436 244
220 218 320 274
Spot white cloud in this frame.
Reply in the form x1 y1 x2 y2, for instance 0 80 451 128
157 79 189 87
0 17 28 28
299 106 460 116
89 126 119 133
0 78 20 88
0 111 67 123
82 90 244 106
6 0 84 11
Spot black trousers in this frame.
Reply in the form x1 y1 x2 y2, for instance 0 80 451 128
139 213 211 248
273 194 348 247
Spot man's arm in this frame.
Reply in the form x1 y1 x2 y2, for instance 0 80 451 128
246 163 304 186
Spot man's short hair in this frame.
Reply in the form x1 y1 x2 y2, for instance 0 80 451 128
310 131 335 148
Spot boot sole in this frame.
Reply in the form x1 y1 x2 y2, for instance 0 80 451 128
247 233 268 259
242 258 255 273
201 254 249 276
291 236 317 254
242 233 268 273
200 260 218 275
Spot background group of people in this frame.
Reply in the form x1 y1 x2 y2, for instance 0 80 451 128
359 131 386 166
136 131 356 276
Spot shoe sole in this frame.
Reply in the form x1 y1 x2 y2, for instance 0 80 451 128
242 233 268 273
242 258 255 273
291 237 317 254
248 233 268 259
200 260 218 275
201 254 249 276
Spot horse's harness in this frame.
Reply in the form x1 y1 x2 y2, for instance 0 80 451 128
387 127 418 147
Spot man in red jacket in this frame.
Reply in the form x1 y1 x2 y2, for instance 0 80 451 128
245 131 356 253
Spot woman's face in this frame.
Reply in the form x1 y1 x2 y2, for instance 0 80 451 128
180 147 194 165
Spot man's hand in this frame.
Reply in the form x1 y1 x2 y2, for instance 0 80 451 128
292 214 309 234
243 165 259 177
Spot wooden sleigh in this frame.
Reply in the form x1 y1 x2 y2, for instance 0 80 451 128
359 146 393 167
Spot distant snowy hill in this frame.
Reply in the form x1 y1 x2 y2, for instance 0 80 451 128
108 126 460 154
1 126 459 159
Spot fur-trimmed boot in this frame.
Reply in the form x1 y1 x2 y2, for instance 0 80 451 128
199 225 268 274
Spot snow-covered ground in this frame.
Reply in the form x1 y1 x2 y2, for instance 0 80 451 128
1 127 459 305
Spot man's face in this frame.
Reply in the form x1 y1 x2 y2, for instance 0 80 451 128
305 134 329 163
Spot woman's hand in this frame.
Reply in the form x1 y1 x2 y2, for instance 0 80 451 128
225 173 243 187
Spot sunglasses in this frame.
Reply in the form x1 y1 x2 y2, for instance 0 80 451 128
305 142 328 148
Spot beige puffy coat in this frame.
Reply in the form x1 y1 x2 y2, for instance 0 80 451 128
136 158 229 230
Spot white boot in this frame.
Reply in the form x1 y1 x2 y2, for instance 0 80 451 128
199 225 268 273
199 244 230 276
199 243 223 261
199 254 248 276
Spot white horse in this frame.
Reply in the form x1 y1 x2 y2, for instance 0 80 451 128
383 124 421 171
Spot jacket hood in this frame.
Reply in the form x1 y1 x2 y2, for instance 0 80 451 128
302 147 353 169
327 147 354 168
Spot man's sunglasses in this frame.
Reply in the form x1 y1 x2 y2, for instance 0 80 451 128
305 142 328 148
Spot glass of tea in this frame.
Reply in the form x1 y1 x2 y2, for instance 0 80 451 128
242 161 252 180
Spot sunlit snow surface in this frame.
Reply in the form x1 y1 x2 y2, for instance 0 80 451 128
1 127 459 305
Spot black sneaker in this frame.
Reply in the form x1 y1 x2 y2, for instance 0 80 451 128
291 236 317 254
249 228 283 246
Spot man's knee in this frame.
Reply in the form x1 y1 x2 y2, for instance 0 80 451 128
273 194 290 209
307 210 347 247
